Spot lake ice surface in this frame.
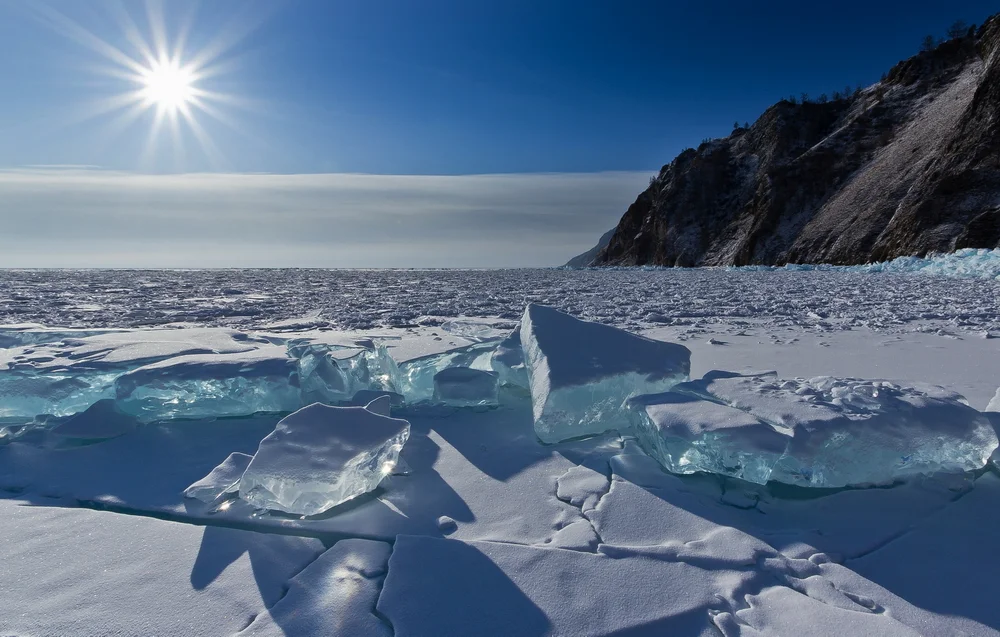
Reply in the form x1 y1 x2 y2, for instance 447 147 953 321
1 267 999 636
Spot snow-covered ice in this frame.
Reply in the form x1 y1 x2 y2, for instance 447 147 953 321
238 398 410 515
631 371 997 487
520 303 690 443
1 266 1000 635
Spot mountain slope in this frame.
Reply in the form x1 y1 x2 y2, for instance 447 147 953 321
565 228 615 267
587 17 1000 267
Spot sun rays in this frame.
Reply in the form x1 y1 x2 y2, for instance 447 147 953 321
25 0 264 170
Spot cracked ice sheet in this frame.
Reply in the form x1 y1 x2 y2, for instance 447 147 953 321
0 401 607 546
838 472 1000 635
377 535 921 637
377 534 735 636
0 497 324 637
238 538 392 637
590 443 969 561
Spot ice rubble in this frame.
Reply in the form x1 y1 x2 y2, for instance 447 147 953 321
734 247 1000 280
433 367 499 407
520 304 690 443
238 397 410 515
629 371 998 487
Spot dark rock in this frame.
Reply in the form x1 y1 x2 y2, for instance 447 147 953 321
587 15 1000 267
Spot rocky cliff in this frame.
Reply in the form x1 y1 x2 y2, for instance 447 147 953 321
577 17 1000 267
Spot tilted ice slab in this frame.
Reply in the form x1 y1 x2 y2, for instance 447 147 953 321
630 371 998 487
397 340 499 404
490 326 529 389
520 304 690 443
988 387 1000 412
239 397 410 515
433 367 499 407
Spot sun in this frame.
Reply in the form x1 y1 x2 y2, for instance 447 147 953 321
24 1 266 168
140 58 196 112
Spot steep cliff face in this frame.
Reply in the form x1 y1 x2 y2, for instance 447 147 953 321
585 17 1000 267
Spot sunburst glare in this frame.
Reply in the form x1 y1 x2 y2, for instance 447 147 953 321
140 57 197 113
26 0 265 169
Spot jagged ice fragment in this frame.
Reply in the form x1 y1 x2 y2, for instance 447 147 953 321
238 397 410 515
520 304 690 443
183 452 253 504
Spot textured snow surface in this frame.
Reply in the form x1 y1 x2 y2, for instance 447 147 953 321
631 371 997 487
2 267 1000 334
2 269 1000 635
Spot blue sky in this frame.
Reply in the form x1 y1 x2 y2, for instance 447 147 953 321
0 0 996 266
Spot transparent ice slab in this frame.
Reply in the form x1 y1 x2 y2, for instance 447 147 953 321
287 340 402 401
433 367 499 407
631 371 999 487
397 340 499 404
520 304 690 443
0 370 120 419
490 327 529 389
184 452 253 504
114 350 304 422
239 398 410 515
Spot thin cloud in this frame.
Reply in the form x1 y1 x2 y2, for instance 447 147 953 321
0 168 649 267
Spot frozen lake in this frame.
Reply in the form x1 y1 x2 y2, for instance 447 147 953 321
1 266 999 636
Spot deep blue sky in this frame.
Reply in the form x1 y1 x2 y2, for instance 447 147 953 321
0 1 997 267
0 0 996 175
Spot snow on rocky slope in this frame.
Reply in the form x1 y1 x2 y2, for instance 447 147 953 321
1 290 1000 636
579 16 1000 267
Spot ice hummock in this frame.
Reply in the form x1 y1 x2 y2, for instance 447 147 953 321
183 452 253 504
520 304 690 443
490 326 529 389
988 387 1000 412
397 340 499 404
629 371 998 487
0 328 263 419
433 367 499 407
238 397 410 515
